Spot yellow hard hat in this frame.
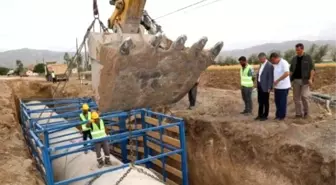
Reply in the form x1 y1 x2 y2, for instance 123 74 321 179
91 111 99 119
82 103 89 110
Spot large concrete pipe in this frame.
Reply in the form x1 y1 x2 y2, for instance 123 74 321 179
27 101 164 185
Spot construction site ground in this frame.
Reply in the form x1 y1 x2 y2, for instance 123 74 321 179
0 64 335 185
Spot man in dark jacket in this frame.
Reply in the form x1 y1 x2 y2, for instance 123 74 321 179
290 43 315 118
255 52 274 121
188 77 200 110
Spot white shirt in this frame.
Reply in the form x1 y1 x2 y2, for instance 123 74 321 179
273 58 291 89
258 61 267 82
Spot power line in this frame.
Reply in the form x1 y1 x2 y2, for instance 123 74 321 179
154 0 211 20
190 0 223 11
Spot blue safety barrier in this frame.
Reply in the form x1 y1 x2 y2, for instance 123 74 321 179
19 98 188 185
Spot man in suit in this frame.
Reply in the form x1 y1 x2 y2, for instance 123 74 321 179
255 52 274 121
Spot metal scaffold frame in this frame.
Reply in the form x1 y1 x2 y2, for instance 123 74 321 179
19 97 188 185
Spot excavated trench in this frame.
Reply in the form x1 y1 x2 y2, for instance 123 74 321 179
1 80 335 185
181 116 335 185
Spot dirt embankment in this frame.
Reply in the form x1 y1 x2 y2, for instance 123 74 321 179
201 66 336 91
0 80 51 185
172 87 335 185
0 79 92 185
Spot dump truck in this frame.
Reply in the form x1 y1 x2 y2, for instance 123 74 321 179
87 0 224 112
46 64 68 81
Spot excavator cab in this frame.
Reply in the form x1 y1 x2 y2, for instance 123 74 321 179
87 0 224 112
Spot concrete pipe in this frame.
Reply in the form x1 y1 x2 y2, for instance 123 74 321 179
27 101 164 185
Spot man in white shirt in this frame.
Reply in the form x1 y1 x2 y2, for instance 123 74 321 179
270 52 291 120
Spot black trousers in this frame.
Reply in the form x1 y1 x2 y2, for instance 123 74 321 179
257 84 270 118
82 130 92 148
52 78 56 83
188 83 198 107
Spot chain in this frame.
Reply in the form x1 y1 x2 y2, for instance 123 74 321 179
93 0 99 18
115 165 132 184
115 110 135 185
136 167 165 183
115 110 165 184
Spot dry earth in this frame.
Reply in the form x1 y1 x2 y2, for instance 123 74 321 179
0 64 335 185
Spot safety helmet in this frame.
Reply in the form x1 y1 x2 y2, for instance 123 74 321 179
91 111 99 119
82 103 89 110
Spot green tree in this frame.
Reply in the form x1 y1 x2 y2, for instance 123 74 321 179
33 63 45 73
283 49 296 63
331 47 336 62
312 44 329 63
63 52 71 65
15 60 24 75
247 54 259 64
307 44 317 56
0 67 10 75
223 56 238 65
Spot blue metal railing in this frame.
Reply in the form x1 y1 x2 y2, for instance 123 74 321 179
19 97 188 185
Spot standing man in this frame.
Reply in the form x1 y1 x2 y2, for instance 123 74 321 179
290 43 315 118
51 70 56 83
238 56 254 115
270 53 291 120
86 111 112 168
188 77 200 110
79 103 92 154
255 52 274 121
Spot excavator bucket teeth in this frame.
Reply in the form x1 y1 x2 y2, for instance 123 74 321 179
87 32 223 112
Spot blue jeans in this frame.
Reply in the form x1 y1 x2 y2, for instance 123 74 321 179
274 88 289 119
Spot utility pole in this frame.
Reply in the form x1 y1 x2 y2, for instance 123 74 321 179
84 40 88 71
76 37 81 80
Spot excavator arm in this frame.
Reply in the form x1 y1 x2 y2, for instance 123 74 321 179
108 0 146 33
109 0 172 48
88 0 224 112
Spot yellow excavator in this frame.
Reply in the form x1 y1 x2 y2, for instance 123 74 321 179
87 0 223 112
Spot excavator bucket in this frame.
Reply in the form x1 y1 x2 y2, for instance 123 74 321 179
87 31 223 112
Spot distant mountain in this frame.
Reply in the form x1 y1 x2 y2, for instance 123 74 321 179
221 40 336 58
0 39 335 68
0 48 77 68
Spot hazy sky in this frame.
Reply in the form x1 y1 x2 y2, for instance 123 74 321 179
0 0 335 51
